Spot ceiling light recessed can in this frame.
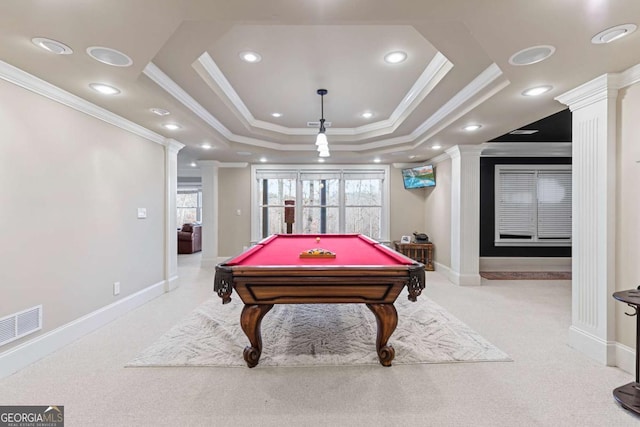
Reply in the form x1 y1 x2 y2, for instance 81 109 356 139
431 144 442 150
190 162 197 167
463 124 482 132
384 51 407 64
87 46 133 67
89 83 120 95
361 112 373 119
592 24 637 44
509 45 556 66
32 37 73 55
150 108 170 116
373 158 381 163
318 158 326 163
522 85 553 96
271 112 282 118
201 143 212 149
259 157 267 163
239 51 262 63
163 123 181 131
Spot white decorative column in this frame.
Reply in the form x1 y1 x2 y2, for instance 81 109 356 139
446 145 482 285
164 138 184 292
199 160 220 268
556 75 619 365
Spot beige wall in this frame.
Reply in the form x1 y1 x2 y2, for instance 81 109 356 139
389 168 426 243
0 79 165 351
218 167 252 257
616 82 640 348
425 158 452 268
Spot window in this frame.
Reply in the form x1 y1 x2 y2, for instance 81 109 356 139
177 189 202 225
495 165 571 246
253 165 389 241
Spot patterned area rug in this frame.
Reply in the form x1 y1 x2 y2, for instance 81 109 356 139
127 296 511 368
480 272 571 280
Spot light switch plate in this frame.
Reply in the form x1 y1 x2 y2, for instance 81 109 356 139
137 208 147 219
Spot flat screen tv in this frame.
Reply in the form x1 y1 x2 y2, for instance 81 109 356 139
402 164 435 189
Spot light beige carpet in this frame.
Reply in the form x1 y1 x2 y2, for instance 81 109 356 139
127 295 511 368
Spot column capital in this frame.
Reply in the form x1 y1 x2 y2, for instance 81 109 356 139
164 138 185 154
555 73 620 111
445 144 483 159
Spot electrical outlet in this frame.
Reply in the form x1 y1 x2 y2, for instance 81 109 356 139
113 282 120 296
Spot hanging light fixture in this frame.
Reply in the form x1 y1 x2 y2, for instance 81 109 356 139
315 89 330 157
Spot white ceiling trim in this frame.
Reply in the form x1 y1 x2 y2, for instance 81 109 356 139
481 142 571 157
0 60 168 146
144 60 506 153
195 51 452 138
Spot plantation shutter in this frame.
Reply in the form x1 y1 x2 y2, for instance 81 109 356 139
537 171 572 238
498 171 536 237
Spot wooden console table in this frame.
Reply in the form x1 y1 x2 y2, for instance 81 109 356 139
393 241 434 271
612 288 640 415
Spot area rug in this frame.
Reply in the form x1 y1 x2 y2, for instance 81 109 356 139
480 271 571 280
126 296 511 368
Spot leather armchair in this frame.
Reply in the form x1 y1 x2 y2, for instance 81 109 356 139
178 223 202 254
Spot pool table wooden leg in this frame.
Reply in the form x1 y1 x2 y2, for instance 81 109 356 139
240 304 274 368
366 303 398 367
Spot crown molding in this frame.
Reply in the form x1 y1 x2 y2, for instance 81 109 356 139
619 63 640 88
146 59 507 153
0 59 169 147
195 51 452 138
555 73 621 111
481 142 571 157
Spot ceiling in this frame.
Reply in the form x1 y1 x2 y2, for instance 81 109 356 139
1 1 638 170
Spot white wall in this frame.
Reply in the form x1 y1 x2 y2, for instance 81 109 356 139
218 167 252 257
616 81 640 349
425 157 452 268
0 78 165 352
389 168 426 243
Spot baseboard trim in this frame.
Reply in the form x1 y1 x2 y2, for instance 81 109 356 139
0 279 167 379
615 342 636 375
164 275 179 292
568 325 616 366
433 262 454 284
479 257 571 272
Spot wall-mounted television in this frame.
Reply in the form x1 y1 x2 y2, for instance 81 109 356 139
402 164 435 189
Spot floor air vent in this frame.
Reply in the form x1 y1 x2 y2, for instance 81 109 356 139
0 305 42 347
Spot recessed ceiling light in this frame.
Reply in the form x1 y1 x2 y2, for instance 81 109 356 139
31 37 73 55
239 51 262 63
150 108 170 116
373 158 381 163
87 46 132 67
510 129 539 135
384 51 407 64
318 158 326 163
259 157 267 163
190 162 197 167
408 155 416 159
361 112 373 119
236 151 252 156
201 143 212 149
522 85 553 96
509 45 556 66
89 83 120 95
163 123 181 130
592 24 637 44
463 124 482 132
271 112 282 118
431 144 442 149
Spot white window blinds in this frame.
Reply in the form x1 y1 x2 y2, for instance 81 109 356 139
537 172 572 238
498 171 536 237
495 165 572 246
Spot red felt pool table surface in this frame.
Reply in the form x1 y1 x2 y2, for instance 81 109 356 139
226 234 412 267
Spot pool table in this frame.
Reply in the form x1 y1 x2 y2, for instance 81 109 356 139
214 234 425 367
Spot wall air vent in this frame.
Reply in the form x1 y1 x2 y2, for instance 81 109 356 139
0 305 42 347
307 121 332 128
509 129 539 135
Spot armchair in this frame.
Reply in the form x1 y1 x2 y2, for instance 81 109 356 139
178 223 202 254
